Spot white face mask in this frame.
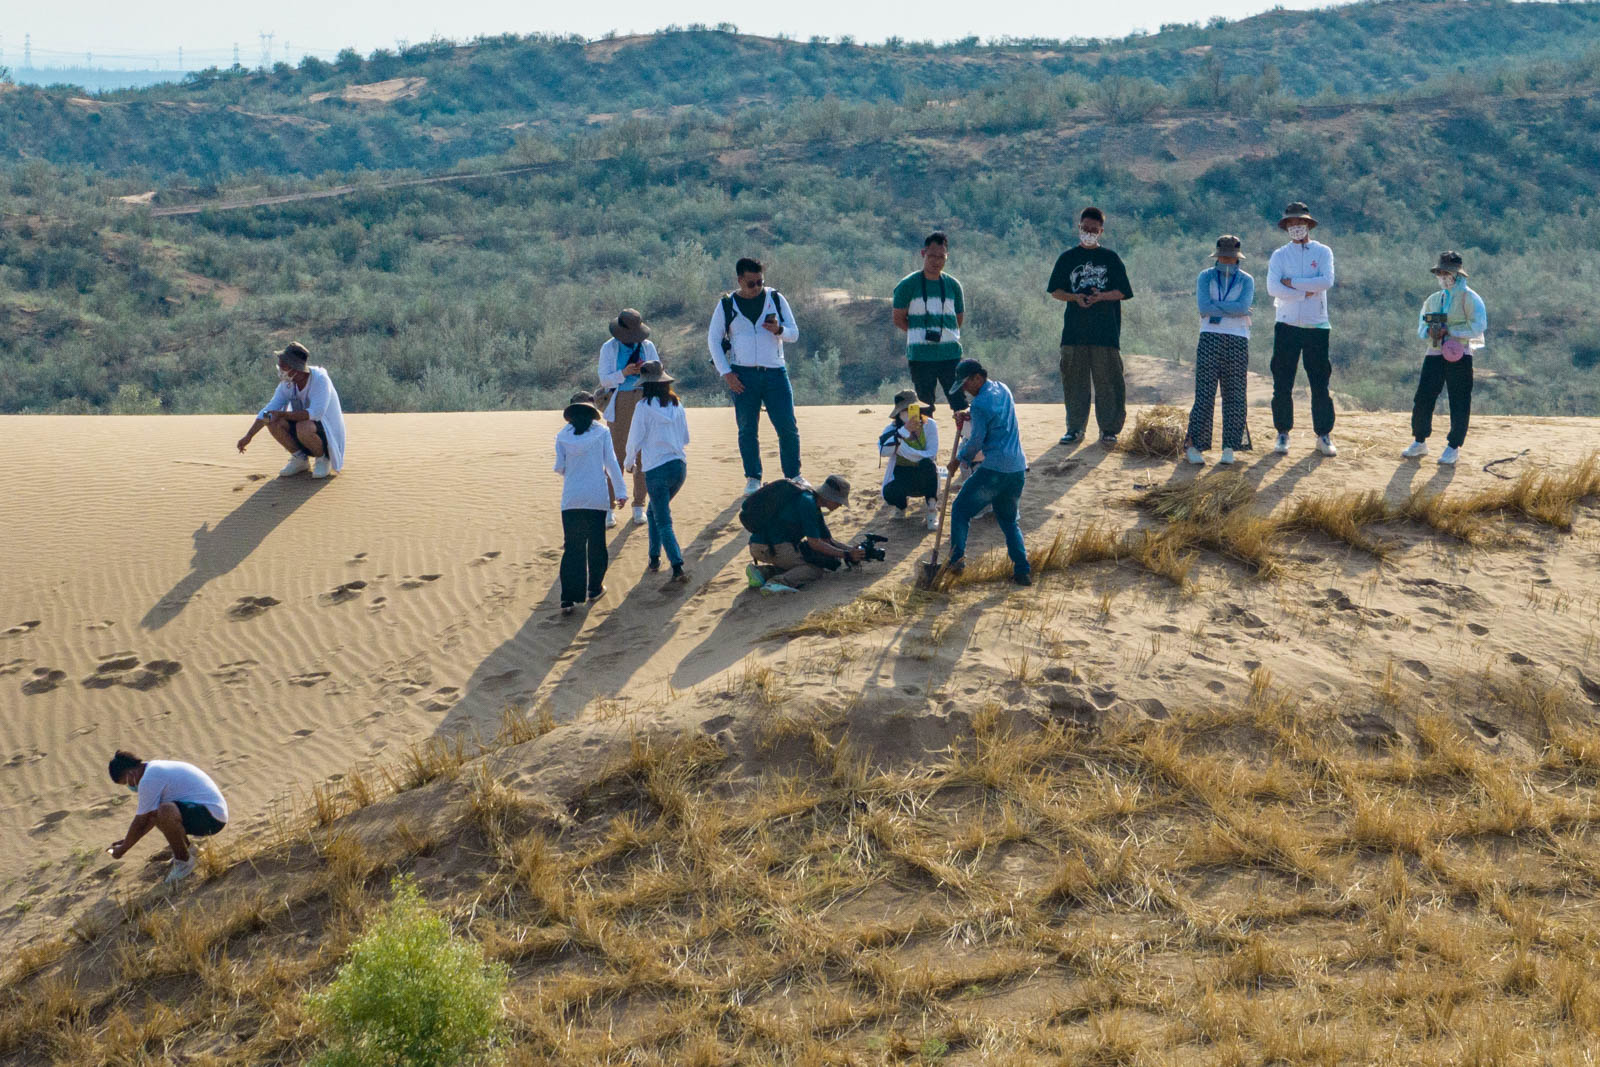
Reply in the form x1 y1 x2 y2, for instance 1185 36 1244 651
1079 230 1101 249
1287 225 1310 242
1437 274 1455 290
278 367 295 383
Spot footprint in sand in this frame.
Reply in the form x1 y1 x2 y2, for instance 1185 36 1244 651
84 619 115 631
348 552 369 566
228 595 281 620
289 671 331 687
2 621 42 639
470 551 502 566
211 660 260 686
0 659 28 678
322 580 368 605
22 668 67 695
422 686 460 712
1402 659 1433 680
69 723 100 738
368 596 389 613
1467 623 1490 636
28 810 69 837
399 574 442 590
4 749 47 768
83 654 140 689
284 728 316 742
1508 652 1537 667
125 660 183 691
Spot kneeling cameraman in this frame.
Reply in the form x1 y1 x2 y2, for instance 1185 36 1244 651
743 475 870 594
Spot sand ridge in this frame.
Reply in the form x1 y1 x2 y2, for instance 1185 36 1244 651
2 404 1598 951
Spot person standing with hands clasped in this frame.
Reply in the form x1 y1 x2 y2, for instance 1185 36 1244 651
597 309 659 527
707 257 801 496
1048 207 1133 447
1403 252 1486 466
554 392 627 616
1184 236 1255 466
892 232 967 414
1266 202 1338 457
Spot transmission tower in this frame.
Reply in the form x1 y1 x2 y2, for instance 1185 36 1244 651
232 42 240 67
24 33 32 70
258 32 274 69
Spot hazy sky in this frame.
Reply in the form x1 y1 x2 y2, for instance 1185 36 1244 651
5 0 1338 68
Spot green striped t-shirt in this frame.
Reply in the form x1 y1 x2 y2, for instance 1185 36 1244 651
892 270 964 363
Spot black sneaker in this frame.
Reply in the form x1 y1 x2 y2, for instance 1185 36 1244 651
560 601 575 615
1013 573 1033 587
647 558 661 572
944 557 966 574
1059 431 1082 445
1100 434 1118 447
587 587 605 602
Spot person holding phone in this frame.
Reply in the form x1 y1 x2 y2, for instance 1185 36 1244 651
597 309 658 527
706 257 802 496
879 390 943 529
892 232 967 414
1402 251 1486 465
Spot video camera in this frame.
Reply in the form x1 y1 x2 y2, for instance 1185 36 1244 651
846 533 889 568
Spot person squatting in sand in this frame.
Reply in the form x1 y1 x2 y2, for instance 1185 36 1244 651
1185 235 1256 467
1267 201 1339 457
236 341 346 479
707 257 802 496
555 391 628 615
598 308 659 528
1049 206 1133 447
892 231 968 416
624 362 692 583
742 474 866 595
944 359 1032 586
1403 251 1487 466
879 389 942 530
106 749 229 885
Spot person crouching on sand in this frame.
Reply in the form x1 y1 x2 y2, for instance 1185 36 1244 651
624 362 691 584
555 391 628 615
236 341 346 479
879 389 942 530
107 749 229 885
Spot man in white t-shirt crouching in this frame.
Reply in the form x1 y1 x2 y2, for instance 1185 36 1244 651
107 749 229 884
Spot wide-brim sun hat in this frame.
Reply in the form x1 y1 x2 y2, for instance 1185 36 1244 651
1430 251 1468 278
609 308 651 345
564 390 603 421
274 341 310 370
637 361 675 385
889 388 920 418
1211 235 1246 260
814 475 852 507
1278 202 1318 230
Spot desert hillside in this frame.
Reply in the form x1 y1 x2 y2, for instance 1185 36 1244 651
3 403 1600 1063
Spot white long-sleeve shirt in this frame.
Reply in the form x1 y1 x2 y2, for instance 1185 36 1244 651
878 418 941 490
257 366 347 472
706 289 800 375
624 398 690 474
554 423 627 511
596 338 659 420
1266 240 1335 328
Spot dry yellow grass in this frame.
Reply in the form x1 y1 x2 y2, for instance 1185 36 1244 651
1121 404 1188 458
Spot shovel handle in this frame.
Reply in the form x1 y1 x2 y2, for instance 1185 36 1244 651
927 420 964 570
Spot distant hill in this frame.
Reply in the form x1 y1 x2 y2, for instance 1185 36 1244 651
2 0 1600 417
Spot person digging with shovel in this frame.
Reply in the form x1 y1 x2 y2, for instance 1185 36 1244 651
939 359 1031 586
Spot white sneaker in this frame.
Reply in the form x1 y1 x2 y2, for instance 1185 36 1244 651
1316 435 1338 457
605 510 617 529
1438 445 1459 466
278 454 310 477
632 506 647 525
310 455 333 479
1185 446 1205 466
164 855 197 884
1402 440 1428 459
744 478 762 496
1219 448 1236 465
760 581 798 595
1274 433 1290 454
925 504 940 530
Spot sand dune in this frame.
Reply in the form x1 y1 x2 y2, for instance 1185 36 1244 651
2 403 1598 954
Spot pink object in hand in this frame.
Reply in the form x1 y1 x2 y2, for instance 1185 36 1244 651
1441 337 1467 363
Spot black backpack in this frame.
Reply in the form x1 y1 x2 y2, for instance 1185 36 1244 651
719 288 787 357
739 479 805 535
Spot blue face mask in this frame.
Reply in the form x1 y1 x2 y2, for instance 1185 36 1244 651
127 784 138 794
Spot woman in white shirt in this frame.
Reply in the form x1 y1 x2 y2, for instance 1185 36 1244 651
879 389 942 530
624 363 691 582
554 392 627 614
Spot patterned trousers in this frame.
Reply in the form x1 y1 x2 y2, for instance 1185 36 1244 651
1186 332 1249 451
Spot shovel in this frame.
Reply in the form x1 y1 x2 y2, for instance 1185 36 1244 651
916 418 965 589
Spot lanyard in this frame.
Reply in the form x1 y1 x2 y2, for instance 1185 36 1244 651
919 273 948 316
1213 268 1241 305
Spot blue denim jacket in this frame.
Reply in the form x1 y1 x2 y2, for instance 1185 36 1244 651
957 380 1028 473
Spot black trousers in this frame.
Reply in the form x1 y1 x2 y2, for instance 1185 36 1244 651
559 509 608 604
1411 354 1473 448
882 459 939 509
908 359 968 413
1270 323 1335 436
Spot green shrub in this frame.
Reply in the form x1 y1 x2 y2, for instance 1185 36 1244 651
306 876 508 1067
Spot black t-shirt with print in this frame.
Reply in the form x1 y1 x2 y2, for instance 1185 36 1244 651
1046 246 1134 348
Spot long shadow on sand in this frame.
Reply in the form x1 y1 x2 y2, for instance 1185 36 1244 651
444 499 745 730
140 477 328 630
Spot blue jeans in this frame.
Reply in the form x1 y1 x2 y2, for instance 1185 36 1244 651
949 468 1029 577
644 459 687 566
730 366 801 480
